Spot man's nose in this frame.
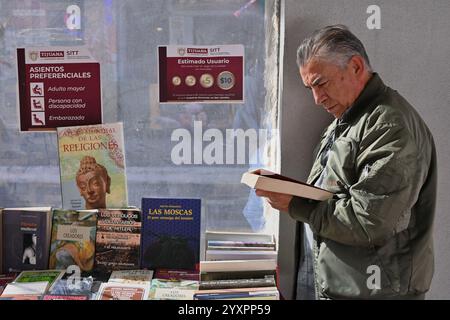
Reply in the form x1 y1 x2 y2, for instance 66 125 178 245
312 87 327 105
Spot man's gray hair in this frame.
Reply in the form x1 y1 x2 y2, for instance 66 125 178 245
296 25 372 71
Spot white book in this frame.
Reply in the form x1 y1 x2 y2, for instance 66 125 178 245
1 281 49 296
194 289 279 300
149 278 199 300
207 240 276 248
200 259 277 273
108 270 154 284
13 269 65 292
206 249 278 261
205 231 275 243
241 168 333 201
207 246 275 251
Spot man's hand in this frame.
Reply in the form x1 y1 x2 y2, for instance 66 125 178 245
255 189 293 212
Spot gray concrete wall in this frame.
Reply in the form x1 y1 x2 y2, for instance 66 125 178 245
279 0 450 299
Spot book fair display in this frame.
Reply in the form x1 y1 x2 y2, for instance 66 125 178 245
0 121 280 299
2 46 283 301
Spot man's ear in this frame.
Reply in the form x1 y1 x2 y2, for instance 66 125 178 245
349 55 365 76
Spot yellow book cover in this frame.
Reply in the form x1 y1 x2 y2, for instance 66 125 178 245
48 209 97 272
57 122 128 210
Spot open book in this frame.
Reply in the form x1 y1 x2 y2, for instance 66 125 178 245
241 169 333 201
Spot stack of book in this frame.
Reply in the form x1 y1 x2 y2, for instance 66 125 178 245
204 231 277 261
197 259 279 300
199 231 279 300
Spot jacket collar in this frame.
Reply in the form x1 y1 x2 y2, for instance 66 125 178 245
339 72 387 125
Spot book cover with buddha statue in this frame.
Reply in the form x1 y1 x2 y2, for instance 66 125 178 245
56 122 128 210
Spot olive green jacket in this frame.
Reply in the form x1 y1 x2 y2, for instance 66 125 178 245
289 73 437 299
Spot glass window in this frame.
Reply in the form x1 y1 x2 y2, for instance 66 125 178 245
0 0 281 235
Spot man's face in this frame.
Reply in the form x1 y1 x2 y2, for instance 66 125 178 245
76 171 107 209
300 57 361 118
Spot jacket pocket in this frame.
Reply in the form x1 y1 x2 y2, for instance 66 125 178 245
373 230 412 295
317 239 398 299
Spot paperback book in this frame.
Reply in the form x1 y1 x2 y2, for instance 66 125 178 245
193 287 279 300
108 270 153 284
199 275 276 290
49 276 98 299
13 269 65 292
141 198 201 270
95 208 142 273
49 209 97 272
241 168 333 201
57 122 128 210
153 269 200 281
148 278 199 300
204 231 277 262
200 259 278 284
96 282 150 300
1 207 53 272
0 281 49 297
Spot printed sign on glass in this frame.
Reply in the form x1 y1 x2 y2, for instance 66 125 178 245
17 47 102 131
158 45 244 103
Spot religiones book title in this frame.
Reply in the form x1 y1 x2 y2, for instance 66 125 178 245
57 122 128 210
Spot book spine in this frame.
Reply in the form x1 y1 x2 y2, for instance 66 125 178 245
207 246 275 251
199 277 276 290
207 240 275 248
205 250 277 261
193 290 279 300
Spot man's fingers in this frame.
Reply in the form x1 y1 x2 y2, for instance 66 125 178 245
255 189 292 212
255 189 282 198
255 189 271 197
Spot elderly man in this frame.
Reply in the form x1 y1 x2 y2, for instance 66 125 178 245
257 25 436 300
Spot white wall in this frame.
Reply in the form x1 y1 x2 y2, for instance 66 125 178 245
279 0 450 299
